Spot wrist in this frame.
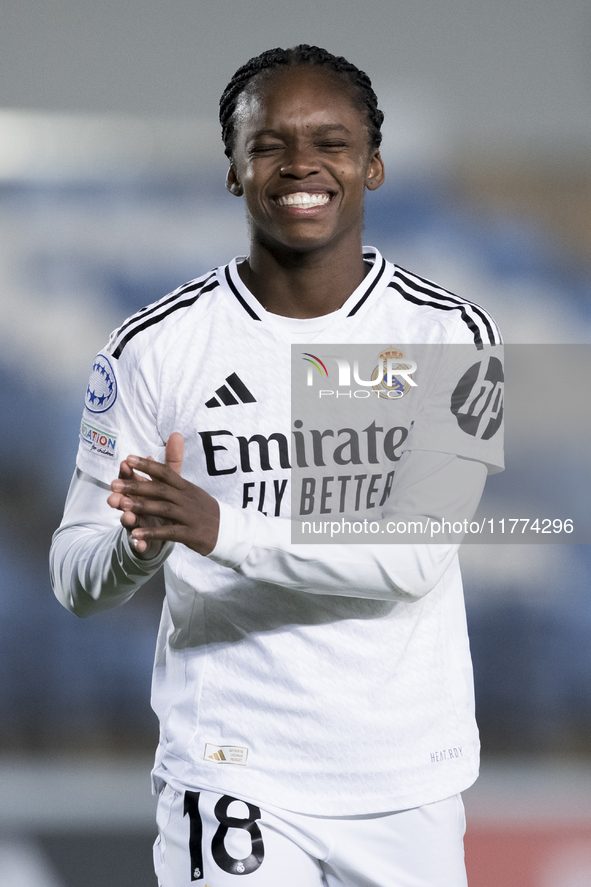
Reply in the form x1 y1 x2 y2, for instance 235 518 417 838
126 531 164 561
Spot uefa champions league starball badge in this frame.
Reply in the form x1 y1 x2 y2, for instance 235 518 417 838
85 354 118 413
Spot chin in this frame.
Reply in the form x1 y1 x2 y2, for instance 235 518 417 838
255 228 335 254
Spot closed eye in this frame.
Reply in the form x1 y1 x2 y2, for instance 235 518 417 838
249 143 284 155
316 140 348 150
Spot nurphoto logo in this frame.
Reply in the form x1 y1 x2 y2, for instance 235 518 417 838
303 347 417 400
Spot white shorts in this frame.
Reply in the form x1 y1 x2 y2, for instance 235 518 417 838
153 785 468 887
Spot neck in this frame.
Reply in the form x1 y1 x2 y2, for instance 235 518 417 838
238 236 368 318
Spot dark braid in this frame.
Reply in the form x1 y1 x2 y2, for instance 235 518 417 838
219 45 384 159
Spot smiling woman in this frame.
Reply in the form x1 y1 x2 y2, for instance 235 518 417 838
221 48 385 317
51 44 503 887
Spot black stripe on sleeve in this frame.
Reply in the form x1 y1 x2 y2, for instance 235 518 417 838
395 267 501 345
112 279 219 359
387 280 486 349
113 273 217 344
110 271 217 356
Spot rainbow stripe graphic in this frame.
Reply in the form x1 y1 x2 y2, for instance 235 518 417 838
302 353 329 377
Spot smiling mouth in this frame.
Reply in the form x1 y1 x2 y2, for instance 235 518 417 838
274 192 331 208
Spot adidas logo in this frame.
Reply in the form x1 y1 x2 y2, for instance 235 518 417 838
205 373 256 409
208 749 227 762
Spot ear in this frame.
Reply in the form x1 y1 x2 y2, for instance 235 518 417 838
365 150 385 192
226 166 244 197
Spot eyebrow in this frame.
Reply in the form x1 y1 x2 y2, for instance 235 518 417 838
247 123 353 143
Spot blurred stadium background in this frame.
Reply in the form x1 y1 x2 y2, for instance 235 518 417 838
1 1 591 884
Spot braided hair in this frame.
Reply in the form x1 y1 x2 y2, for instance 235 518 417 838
219 45 384 159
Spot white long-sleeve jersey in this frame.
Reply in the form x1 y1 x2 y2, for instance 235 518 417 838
51 248 503 815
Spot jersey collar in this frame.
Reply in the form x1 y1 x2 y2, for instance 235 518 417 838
219 247 390 324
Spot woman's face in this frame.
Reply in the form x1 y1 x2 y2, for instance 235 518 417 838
226 65 384 256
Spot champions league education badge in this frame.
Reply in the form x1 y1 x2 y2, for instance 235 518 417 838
85 354 118 413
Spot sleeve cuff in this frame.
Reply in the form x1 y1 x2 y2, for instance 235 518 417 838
121 530 175 572
207 500 258 569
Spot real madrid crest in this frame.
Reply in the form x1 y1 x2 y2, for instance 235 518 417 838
372 347 413 399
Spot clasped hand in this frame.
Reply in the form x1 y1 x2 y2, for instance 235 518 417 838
107 432 219 559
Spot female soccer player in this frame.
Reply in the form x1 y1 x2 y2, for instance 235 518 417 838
51 45 503 886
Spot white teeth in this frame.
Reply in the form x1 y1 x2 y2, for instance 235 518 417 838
276 192 330 208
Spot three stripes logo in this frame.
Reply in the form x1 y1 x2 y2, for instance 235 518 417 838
209 749 227 762
205 373 256 409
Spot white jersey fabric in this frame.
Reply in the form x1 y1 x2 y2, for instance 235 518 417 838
51 247 503 816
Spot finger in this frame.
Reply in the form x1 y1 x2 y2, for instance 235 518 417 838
109 488 148 510
120 509 138 529
111 477 182 505
127 454 186 488
165 433 184 475
111 471 153 496
134 465 152 482
127 535 158 556
118 459 136 480
131 523 187 545
117 460 151 489
131 519 216 556
107 490 125 510
128 535 148 554
120 496 181 523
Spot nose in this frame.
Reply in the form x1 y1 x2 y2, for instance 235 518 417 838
280 143 320 179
